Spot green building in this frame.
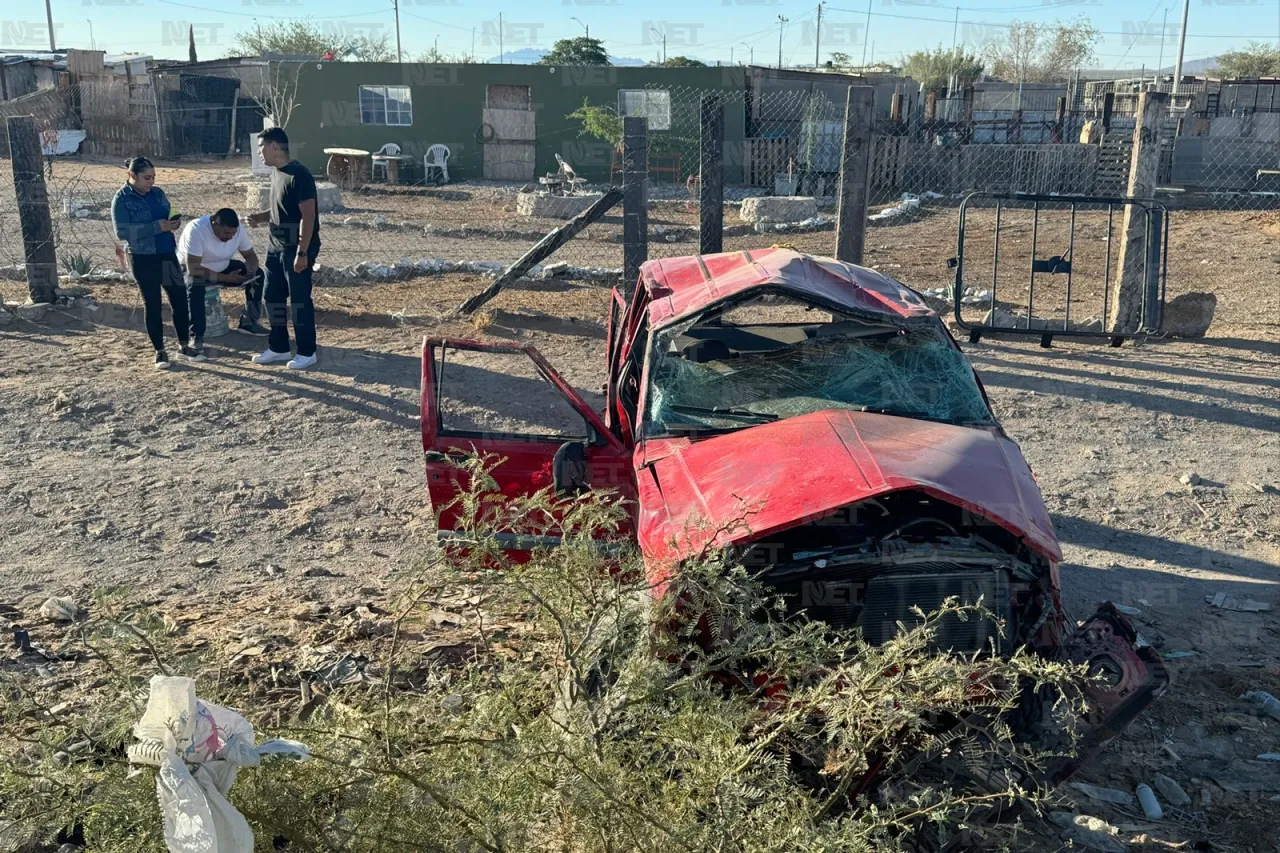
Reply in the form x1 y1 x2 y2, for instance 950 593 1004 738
279 62 750 184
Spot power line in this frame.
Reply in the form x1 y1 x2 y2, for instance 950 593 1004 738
152 0 395 21
824 4 1263 40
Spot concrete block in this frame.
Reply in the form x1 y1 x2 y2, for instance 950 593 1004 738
739 196 818 224
517 191 603 220
243 180 343 213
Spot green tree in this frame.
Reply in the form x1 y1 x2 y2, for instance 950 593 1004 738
983 17 1100 83
1216 42 1280 78
230 20 394 61
567 98 623 148
537 36 610 66
902 45 983 88
187 25 197 64
652 56 706 67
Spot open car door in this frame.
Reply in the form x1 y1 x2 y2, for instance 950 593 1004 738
421 338 634 553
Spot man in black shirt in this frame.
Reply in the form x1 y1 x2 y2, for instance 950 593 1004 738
247 127 322 369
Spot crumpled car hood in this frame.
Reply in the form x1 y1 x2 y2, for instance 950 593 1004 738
635 409 1061 578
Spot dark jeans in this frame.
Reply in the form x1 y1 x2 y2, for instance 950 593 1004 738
129 251 188 351
225 259 265 327
187 259 264 333
266 246 318 357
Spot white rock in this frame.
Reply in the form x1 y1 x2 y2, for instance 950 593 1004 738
39 596 80 622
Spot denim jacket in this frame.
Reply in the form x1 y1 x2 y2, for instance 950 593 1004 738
111 183 172 255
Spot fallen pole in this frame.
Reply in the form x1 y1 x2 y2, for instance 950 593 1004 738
455 187 623 316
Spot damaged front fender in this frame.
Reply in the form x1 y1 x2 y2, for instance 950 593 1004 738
1045 603 1171 785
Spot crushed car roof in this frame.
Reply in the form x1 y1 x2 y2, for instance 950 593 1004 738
638 248 937 328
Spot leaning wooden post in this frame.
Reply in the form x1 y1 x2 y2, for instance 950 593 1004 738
622 116 648 293
834 87 874 265
455 188 622 316
1109 90 1168 335
699 94 725 256
7 116 58 305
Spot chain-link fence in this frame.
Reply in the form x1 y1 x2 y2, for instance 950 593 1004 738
2 78 1278 328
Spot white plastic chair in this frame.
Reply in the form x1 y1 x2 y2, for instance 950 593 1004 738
371 142 402 182
424 144 450 185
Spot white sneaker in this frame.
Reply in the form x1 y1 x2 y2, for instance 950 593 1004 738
252 349 292 365
287 354 318 370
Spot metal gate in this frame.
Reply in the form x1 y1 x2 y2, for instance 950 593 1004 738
951 192 1169 347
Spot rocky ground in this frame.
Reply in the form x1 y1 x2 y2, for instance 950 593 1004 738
2 189 1280 851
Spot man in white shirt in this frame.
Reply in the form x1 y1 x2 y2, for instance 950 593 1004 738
177 208 265 354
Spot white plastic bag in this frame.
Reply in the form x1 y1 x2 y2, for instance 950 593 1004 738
129 676 310 853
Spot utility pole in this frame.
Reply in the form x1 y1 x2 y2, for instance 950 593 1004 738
471 28 475 61
742 42 753 66
499 13 504 64
1157 8 1168 81
1172 0 1190 96
860 0 871 67
44 0 56 50
814 2 823 69
651 27 666 63
776 15 787 70
393 0 402 62
571 17 588 39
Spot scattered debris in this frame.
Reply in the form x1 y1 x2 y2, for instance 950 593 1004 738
1162 651 1197 660
1181 472 1201 486
302 567 338 578
1135 783 1163 820
129 676 310 853
38 596 79 622
1153 774 1191 807
1242 690 1280 720
1257 753 1280 762
1070 782 1136 806
869 193 923 222
1206 592 1271 612
1113 604 1143 617
191 556 218 568
297 645 374 688
1051 813 1126 853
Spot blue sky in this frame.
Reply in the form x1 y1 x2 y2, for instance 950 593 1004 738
7 0 1279 70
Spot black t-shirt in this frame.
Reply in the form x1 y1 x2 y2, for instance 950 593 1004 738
269 160 322 253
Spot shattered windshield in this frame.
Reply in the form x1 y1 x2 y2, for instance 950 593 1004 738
644 304 995 436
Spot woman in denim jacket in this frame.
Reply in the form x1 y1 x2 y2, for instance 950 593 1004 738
111 157 203 368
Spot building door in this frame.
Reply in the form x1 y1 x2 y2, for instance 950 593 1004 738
483 84 535 181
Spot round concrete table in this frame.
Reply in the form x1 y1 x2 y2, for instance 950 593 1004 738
324 147 370 189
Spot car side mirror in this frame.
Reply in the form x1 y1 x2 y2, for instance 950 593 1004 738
586 423 606 447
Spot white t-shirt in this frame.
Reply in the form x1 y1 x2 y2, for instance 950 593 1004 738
177 215 253 283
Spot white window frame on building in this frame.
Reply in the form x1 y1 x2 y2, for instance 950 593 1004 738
359 85 413 126
618 89 671 131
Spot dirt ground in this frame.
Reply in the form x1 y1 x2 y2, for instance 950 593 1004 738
2 159 1280 851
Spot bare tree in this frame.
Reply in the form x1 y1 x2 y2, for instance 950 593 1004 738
983 18 1100 84
250 62 301 129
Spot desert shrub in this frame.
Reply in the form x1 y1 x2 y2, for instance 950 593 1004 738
0 458 1084 852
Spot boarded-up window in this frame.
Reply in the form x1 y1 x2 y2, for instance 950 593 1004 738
486 84 531 110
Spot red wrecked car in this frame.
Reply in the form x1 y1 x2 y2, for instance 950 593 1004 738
421 248 1166 780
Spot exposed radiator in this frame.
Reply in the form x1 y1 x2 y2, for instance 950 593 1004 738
767 569 1011 654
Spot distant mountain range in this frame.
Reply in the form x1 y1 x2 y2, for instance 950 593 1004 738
485 48 648 66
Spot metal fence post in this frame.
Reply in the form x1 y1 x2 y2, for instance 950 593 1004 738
834 86 874 265
1110 90 1168 334
622 116 648 293
699 94 724 256
6 115 58 305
